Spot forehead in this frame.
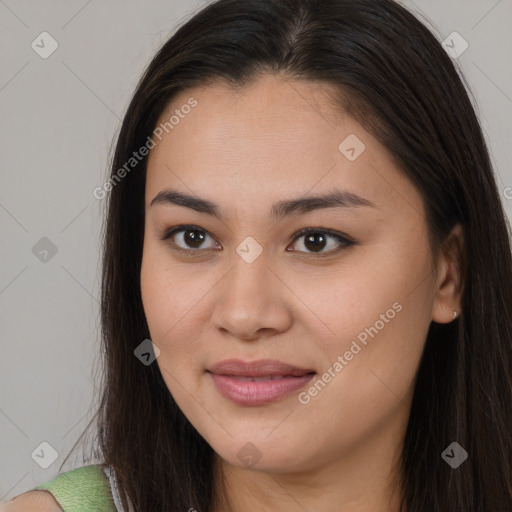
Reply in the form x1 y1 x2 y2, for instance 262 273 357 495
148 75 344 170
145 74 424 222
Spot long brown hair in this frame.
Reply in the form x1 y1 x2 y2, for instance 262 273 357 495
62 0 512 510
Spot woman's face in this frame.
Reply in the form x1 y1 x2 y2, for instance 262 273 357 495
140 74 448 474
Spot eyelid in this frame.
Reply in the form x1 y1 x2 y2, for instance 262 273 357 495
160 224 354 255
159 224 220 251
286 226 354 257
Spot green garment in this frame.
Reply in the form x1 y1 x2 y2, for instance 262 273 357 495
33 464 117 512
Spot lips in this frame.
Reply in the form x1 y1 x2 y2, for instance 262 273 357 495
207 359 316 406
207 358 315 378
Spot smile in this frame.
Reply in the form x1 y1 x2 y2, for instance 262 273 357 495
208 372 316 406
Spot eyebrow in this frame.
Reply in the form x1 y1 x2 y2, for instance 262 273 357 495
150 188 377 220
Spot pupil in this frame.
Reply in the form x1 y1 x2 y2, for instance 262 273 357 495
305 233 326 252
185 230 205 248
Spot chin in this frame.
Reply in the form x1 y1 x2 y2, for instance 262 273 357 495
208 433 317 474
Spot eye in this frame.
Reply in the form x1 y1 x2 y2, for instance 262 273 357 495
160 225 220 253
287 227 354 256
160 225 354 257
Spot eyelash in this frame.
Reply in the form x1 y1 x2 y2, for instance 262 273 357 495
159 224 355 258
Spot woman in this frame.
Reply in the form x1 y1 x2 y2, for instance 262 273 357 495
4 0 512 510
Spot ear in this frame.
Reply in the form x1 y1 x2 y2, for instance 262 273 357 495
431 223 464 324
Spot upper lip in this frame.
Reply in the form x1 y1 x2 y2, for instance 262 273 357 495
207 358 315 377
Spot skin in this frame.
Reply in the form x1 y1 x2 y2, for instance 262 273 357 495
140 73 463 512
2 490 63 511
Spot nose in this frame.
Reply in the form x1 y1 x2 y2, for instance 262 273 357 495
210 250 293 341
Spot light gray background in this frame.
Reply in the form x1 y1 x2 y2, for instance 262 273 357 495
1 0 511 500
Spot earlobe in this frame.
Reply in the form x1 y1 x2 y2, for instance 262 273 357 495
431 224 464 324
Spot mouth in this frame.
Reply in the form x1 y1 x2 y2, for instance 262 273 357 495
208 358 315 377
222 374 308 381
207 359 316 406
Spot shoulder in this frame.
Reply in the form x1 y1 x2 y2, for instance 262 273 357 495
1 464 116 512
1 490 63 511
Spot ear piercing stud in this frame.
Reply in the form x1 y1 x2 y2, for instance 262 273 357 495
452 306 461 319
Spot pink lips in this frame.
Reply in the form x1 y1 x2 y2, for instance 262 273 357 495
207 358 316 406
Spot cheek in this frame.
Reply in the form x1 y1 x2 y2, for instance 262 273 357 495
141 260 175 338
296 248 429 401
140 252 206 407
140 244 179 343
289 256 401 349
140 244 213 366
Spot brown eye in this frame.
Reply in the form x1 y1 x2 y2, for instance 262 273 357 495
160 225 354 257
288 228 354 255
161 226 220 252
179 229 207 248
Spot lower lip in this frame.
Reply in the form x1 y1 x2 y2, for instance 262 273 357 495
208 372 316 406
